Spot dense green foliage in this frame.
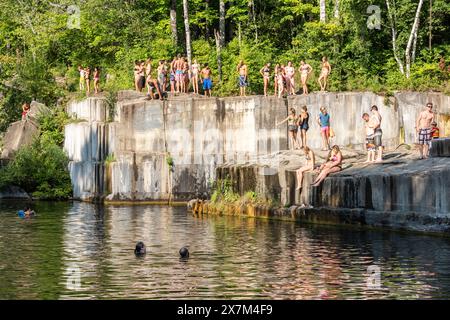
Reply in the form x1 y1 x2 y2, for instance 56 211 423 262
0 110 72 199
0 0 449 129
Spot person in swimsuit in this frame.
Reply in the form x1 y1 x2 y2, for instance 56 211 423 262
276 107 301 150
260 63 271 96
370 105 383 162
362 113 376 163
317 107 331 151
299 60 313 95
201 63 213 97
21 103 30 121
93 67 100 94
78 66 85 91
296 146 316 191
273 64 280 98
312 145 343 187
284 61 296 95
85 66 91 94
277 64 285 98
318 56 331 92
145 59 153 95
415 102 435 159
297 105 310 148
191 59 200 95
134 60 141 91
157 60 167 93
174 54 184 93
169 59 176 94
237 60 248 96
183 57 189 93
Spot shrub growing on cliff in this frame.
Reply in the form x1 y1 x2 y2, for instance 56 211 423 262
0 139 72 200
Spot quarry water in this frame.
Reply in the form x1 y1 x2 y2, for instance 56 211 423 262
1 201 450 300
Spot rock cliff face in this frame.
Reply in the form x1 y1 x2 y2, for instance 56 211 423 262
64 91 450 209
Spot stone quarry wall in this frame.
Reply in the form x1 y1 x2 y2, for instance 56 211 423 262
64 91 450 203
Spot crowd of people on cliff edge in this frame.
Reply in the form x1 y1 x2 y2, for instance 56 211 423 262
289 102 440 195
130 55 331 99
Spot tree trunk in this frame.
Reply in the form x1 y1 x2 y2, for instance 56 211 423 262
170 0 178 46
182 0 192 69
334 0 340 19
405 0 424 78
429 0 432 50
320 0 326 22
214 29 223 83
205 0 210 39
386 0 404 75
219 0 226 47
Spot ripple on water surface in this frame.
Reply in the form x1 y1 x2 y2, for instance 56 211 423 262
0 201 450 299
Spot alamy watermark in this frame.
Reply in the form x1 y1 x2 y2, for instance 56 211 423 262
367 5 381 30
66 263 82 291
366 265 382 290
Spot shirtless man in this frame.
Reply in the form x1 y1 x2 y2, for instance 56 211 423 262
370 105 383 162
174 54 184 93
415 102 435 159
284 61 296 95
201 64 213 97
157 60 167 93
237 60 248 96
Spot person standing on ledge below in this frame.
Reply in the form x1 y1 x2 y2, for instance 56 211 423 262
284 61 296 95
431 121 440 140
318 56 331 92
370 105 383 162
260 63 271 97
276 107 300 150
21 103 30 121
296 146 315 191
201 63 213 97
362 113 376 163
237 60 248 96
311 145 343 187
297 105 310 148
317 107 331 151
416 102 435 159
299 60 313 95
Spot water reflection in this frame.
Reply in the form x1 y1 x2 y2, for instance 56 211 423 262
1 201 450 299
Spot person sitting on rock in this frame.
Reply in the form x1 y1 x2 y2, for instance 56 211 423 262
21 103 30 121
431 121 440 140
311 145 343 187
296 146 315 191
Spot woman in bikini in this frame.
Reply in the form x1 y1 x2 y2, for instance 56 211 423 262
93 67 100 94
299 60 313 95
296 146 315 191
260 63 271 96
284 61 296 95
191 59 200 94
273 64 280 97
145 59 153 95
276 107 301 150
85 66 91 94
277 64 286 98
318 56 331 92
311 145 342 187
297 105 310 148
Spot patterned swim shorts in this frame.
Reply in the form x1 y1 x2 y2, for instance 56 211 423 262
418 128 432 145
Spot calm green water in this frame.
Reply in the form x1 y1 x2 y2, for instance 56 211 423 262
0 201 449 300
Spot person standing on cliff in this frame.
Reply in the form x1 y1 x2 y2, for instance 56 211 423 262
285 61 296 95
317 107 331 151
237 60 248 96
370 105 383 162
362 113 376 163
416 102 435 159
276 107 300 150
201 64 213 97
